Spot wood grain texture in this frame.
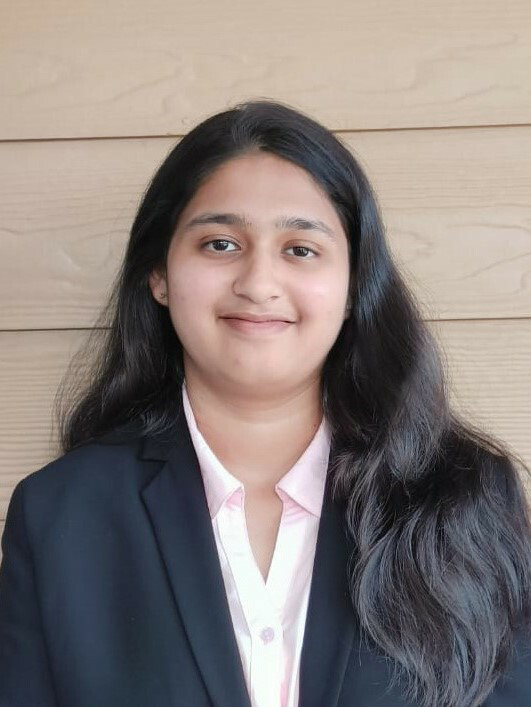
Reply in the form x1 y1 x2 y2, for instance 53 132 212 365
1 126 531 330
0 320 530 520
430 319 531 473
0 330 84 521
1 0 530 140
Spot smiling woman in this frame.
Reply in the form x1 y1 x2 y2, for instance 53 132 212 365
147 152 351 404
1 100 531 707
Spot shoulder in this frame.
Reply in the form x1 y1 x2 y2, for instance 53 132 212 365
10 433 160 531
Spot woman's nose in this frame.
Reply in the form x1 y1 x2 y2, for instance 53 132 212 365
232 250 283 303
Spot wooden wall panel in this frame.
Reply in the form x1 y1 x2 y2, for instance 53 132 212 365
431 319 531 471
1 0 530 140
2 126 530 330
0 330 84 520
1 320 530 521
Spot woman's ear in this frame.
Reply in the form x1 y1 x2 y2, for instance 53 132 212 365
148 269 169 307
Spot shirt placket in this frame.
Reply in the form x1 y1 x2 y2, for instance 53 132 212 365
217 488 283 707
265 493 316 707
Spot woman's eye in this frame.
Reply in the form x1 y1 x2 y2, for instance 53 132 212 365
202 239 238 252
285 245 317 258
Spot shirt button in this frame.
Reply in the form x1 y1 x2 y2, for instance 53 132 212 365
260 627 275 644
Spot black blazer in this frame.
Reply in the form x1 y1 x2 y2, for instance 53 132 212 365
1 410 530 707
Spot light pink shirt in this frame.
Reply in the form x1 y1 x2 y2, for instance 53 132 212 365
181 382 332 707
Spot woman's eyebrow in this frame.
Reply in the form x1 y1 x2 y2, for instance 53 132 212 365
182 212 336 240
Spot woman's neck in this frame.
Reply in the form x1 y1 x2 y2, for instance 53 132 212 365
183 375 323 492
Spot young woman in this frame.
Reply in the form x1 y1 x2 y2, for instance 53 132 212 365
1 100 530 707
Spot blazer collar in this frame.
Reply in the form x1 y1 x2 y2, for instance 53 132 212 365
139 408 357 707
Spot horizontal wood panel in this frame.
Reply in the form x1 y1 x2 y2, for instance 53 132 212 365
0 330 82 516
1 126 531 330
1 0 530 140
1 320 530 520
431 319 531 485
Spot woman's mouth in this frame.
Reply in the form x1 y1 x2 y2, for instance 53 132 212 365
220 317 293 334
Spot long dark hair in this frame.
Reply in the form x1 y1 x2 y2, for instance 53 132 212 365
57 99 531 706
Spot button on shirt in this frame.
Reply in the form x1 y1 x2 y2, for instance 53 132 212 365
181 382 332 707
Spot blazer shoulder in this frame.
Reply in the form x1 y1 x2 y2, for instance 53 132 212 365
13 434 153 522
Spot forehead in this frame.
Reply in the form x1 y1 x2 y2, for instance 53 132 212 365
177 152 345 232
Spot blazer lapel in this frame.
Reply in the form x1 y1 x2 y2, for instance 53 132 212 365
140 410 252 707
298 472 358 707
139 408 358 707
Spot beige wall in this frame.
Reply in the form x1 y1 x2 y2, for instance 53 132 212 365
1 0 531 543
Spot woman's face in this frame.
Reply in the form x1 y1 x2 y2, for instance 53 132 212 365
149 151 351 399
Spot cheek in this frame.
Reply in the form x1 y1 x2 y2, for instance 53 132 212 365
301 277 348 317
167 258 208 305
164 263 204 333
165 260 227 344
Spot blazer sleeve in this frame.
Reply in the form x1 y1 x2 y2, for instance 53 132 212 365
0 480 58 707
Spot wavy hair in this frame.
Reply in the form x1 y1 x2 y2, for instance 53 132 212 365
57 99 531 706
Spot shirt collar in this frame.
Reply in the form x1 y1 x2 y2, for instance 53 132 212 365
181 381 331 520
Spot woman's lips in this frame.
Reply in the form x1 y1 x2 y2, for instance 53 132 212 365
220 317 293 334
